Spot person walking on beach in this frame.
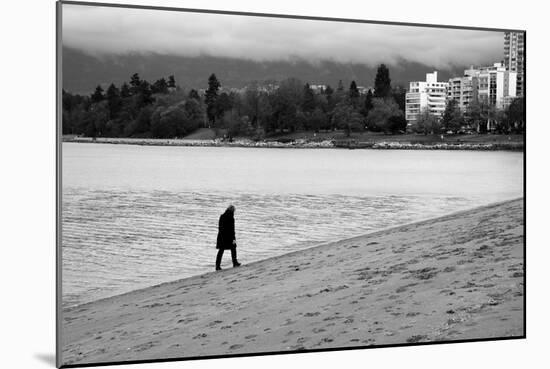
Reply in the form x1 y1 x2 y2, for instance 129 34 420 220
215 205 241 271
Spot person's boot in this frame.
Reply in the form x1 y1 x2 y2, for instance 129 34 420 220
215 266 222 271
233 262 241 268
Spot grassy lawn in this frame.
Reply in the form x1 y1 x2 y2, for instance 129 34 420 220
264 130 524 145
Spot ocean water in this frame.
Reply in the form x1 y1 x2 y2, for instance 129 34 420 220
62 143 523 308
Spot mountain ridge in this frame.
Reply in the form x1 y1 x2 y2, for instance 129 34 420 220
62 47 491 95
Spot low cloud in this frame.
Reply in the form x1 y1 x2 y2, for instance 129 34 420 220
62 4 504 69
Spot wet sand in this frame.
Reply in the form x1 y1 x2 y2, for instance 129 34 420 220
61 199 524 366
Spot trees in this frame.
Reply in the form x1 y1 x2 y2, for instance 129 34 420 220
91 85 104 103
129 73 142 95
465 100 492 133
133 80 154 109
269 77 304 132
242 84 272 129
167 75 176 89
441 99 464 133
124 105 153 137
188 89 200 101
84 101 109 138
205 73 221 126
120 82 131 98
302 83 316 113
413 108 440 135
374 64 392 98
221 108 255 140
391 85 407 112
105 83 121 119
182 98 206 132
387 115 408 134
332 102 364 137
506 97 525 132
348 80 360 107
152 78 169 94
366 98 403 133
324 84 336 120
216 92 233 119
150 100 203 138
362 89 373 117
307 107 327 133
150 103 185 138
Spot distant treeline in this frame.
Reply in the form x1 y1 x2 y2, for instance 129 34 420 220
62 64 525 139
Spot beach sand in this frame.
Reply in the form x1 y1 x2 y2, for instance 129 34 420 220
61 199 524 366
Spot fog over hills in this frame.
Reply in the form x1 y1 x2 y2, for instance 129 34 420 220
62 47 486 95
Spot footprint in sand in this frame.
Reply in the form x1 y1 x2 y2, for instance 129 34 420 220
304 312 321 317
229 344 244 350
207 320 223 327
133 342 154 352
407 335 428 343
283 319 297 326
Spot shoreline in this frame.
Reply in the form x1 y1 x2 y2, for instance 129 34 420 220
62 136 524 151
61 198 524 366
63 197 522 312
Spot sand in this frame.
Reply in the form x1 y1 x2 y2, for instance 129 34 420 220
61 199 524 366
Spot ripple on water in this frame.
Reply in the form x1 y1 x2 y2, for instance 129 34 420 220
61 188 483 308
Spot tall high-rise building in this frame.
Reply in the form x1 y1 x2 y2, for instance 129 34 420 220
504 31 525 97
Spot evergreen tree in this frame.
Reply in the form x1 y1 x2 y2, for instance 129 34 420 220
337 79 344 92
188 89 200 100
205 73 221 125
105 83 121 118
441 99 463 133
130 73 142 95
362 89 374 117
506 97 525 132
302 83 315 113
120 82 131 98
167 75 176 89
374 64 392 98
135 80 153 108
152 78 169 94
391 85 407 112
91 85 104 103
216 92 233 119
349 80 360 107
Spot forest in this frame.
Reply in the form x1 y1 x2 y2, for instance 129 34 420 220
62 64 525 140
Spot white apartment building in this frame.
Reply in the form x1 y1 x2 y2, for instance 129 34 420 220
447 63 517 113
464 63 516 109
405 71 449 125
447 75 477 112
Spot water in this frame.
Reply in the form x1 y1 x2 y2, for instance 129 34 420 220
62 143 523 308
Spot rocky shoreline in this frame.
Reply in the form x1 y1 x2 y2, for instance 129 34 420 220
63 136 524 151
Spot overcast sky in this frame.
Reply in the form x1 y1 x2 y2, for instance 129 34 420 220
62 4 505 69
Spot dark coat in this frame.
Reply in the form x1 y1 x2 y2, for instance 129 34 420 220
216 210 236 250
